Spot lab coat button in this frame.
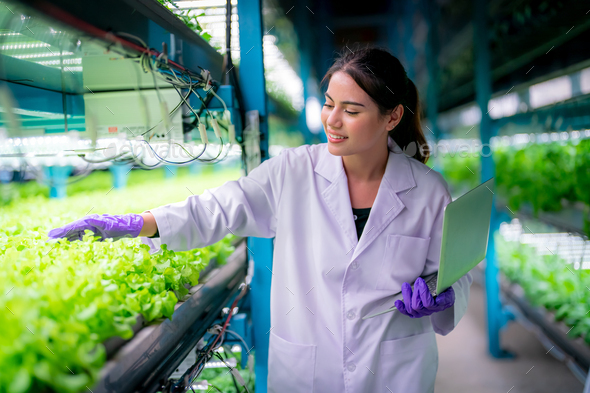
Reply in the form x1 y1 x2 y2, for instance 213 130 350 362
347 363 356 372
351 261 359 269
347 310 356 320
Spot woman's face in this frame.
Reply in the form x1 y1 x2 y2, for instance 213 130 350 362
321 71 402 157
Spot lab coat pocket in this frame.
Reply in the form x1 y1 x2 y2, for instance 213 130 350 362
267 331 317 393
377 331 438 393
375 234 431 291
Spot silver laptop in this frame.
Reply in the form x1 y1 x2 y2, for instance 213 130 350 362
363 177 494 320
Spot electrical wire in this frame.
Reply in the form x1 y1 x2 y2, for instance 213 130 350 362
218 0 247 172
216 351 240 393
3 20 235 175
209 88 229 114
173 84 201 125
224 330 250 353
81 34 176 168
193 85 215 120
170 284 249 392
117 41 234 167
207 384 224 393
223 330 253 393
115 32 147 51
110 30 237 168
201 284 248 364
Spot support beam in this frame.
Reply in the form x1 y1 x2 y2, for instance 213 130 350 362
43 165 73 199
236 1 272 392
109 164 132 189
402 1 417 80
422 0 441 140
294 2 314 146
313 0 333 144
474 0 514 359
164 165 178 178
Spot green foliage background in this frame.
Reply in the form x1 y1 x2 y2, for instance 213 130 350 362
439 140 590 235
496 232 590 344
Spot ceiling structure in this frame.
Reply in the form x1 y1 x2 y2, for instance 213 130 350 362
272 0 590 116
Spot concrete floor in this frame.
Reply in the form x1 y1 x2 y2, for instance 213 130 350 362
435 280 585 393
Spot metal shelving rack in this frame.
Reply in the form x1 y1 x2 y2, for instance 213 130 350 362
436 1 590 385
464 5 590 384
500 276 590 384
1 0 272 390
492 197 590 387
496 197 588 238
93 238 249 393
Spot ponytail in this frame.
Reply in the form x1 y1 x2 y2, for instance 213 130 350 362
388 78 429 164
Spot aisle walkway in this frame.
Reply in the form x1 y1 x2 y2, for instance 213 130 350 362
435 280 584 393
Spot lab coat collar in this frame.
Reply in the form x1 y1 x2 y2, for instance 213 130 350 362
314 136 415 192
315 135 416 260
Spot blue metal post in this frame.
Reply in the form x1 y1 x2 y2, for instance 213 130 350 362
315 0 335 88
237 0 272 391
420 0 445 175
43 165 73 199
422 0 441 141
474 0 514 358
311 0 332 145
294 3 314 146
189 162 202 175
570 72 582 97
402 1 417 81
164 165 177 178
109 164 132 189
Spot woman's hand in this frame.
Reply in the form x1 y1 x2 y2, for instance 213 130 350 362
47 213 144 242
394 277 455 318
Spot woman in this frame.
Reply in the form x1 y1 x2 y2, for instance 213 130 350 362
49 45 472 393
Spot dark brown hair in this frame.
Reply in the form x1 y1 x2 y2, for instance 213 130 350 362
320 44 429 164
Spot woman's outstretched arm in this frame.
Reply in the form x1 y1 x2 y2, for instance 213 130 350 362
139 212 158 237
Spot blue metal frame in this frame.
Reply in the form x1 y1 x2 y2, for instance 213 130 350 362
5 0 271 387
422 0 441 141
0 81 85 134
43 165 73 198
164 165 178 178
402 1 417 81
293 3 314 146
473 0 515 358
236 0 272 392
109 163 132 189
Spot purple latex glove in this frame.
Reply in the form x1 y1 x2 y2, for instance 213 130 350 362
394 277 455 318
47 213 144 242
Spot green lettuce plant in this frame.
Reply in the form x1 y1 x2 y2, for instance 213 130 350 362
0 167 241 393
496 232 590 344
440 140 590 236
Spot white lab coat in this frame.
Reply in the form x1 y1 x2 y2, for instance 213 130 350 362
141 135 473 393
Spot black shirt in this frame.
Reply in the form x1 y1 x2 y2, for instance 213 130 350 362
352 207 372 240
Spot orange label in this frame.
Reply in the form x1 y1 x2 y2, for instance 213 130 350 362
108 126 118 133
